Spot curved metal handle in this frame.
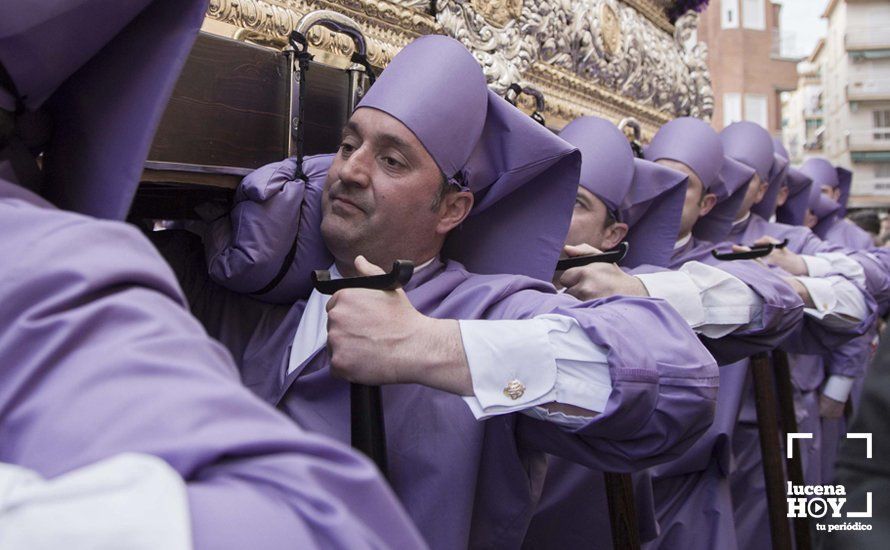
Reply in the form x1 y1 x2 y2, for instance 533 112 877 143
296 10 370 58
312 260 415 295
618 117 642 142
505 83 547 126
556 242 629 271
711 239 789 261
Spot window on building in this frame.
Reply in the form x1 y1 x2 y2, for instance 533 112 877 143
874 110 890 140
724 93 742 127
876 165 890 178
722 0 740 29
744 94 768 128
742 0 765 30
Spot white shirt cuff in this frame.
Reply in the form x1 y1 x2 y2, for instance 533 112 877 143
797 276 838 316
636 270 706 329
636 262 761 339
801 255 833 278
814 252 866 285
822 375 855 403
0 454 191 550
459 315 612 426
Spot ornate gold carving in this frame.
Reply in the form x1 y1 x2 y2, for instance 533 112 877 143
599 2 622 59
204 0 713 131
471 0 523 27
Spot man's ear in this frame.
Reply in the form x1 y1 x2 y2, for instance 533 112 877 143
775 185 790 207
602 222 628 250
754 179 769 204
436 191 474 234
698 193 718 217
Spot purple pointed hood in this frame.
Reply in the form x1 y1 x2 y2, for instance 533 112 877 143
835 166 853 216
776 167 814 226
644 117 723 191
720 122 775 182
0 0 209 219
558 116 634 213
693 156 756 243
357 35 581 281
557 116 688 267
805 170 842 238
620 159 689 267
750 137 790 220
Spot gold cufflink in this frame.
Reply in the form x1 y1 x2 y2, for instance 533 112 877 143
503 379 525 400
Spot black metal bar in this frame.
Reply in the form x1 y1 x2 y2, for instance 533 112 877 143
312 260 415 475
773 350 812 550
750 352 793 550
603 471 641 550
711 238 789 261
556 242 629 271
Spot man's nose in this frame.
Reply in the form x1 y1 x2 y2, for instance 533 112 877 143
338 147 373 189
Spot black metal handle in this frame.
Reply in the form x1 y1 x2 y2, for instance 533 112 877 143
505 83 546 126
711 239 788 261
312 260 414 295
556 242 629 271
311 259 415 476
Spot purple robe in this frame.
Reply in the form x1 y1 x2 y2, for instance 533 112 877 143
524 235 805 549
0 178 426 549
725 212 877 549
228 256 718 549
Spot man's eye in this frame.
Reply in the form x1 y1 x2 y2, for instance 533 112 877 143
339 142 356 155
382 156 404 169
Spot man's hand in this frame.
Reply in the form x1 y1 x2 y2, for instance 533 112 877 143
326 256 473 395
819 393 846 419
749 236 808 275
558 244 649 300
784 277 816 309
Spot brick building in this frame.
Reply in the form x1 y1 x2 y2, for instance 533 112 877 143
697 0 799 134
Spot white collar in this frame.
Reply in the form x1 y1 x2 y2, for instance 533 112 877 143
673 233 693 250
732 212 751 227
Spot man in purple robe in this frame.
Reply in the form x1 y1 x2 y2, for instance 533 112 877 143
716 121 877 549
629 117 817 550
521 115 804 549
0 1 427 547
202 36 720 548
799 158 887 485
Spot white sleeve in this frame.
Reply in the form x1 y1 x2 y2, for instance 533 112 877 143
0 453 191 550
822 375 855 403
802 253 866 286
458 314 612 429
796 275 869 329
635 261 763 339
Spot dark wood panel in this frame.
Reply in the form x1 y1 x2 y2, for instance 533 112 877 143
148 32 290 169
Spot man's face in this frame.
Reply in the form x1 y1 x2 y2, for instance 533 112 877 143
775 184 790 208
565 186 626 251
321 108 461 272
821 185 841 202
804 208 819 229
735 173 768 221
655 159 714 240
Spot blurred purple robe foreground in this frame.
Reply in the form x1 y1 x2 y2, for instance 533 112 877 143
0 179 426 550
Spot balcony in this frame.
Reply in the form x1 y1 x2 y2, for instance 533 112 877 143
848 128 890 162
846 26 890 58
849 178 890 208
847 78 890 102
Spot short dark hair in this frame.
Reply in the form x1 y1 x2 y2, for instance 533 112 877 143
849 210 880 235
430 172 460 211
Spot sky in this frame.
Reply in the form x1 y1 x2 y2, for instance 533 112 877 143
775 0 830 59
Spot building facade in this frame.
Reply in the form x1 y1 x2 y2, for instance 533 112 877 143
698 0 799 134
821 0 890 207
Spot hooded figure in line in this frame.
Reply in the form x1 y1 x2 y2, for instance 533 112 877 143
0 1 427 548
199 35 720 548
713 122 876 550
